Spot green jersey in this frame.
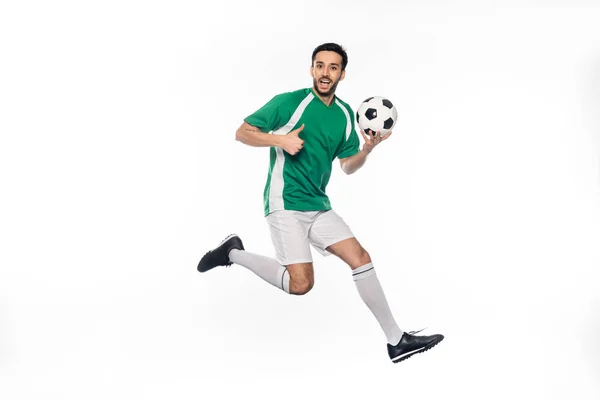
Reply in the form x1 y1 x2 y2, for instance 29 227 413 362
244 88 360 216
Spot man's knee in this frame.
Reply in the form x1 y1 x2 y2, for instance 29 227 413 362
359 247 371 265
291 277 314 295
326 238 372 269
286 263 314 295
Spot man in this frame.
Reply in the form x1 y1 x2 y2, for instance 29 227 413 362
197 43 444 363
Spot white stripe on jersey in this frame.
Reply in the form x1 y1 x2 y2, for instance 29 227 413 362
334 99 352 140
268 91 315 213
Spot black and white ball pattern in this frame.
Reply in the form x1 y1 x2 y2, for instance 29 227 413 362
356 96 398 137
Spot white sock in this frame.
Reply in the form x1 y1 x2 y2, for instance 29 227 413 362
353 263 404 345
229 249 290 293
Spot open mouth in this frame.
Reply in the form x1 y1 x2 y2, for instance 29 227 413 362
318 79 331 89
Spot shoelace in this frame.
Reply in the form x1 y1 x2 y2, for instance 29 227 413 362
408 328 426 335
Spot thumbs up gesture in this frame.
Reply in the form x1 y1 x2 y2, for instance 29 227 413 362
280 123 305 155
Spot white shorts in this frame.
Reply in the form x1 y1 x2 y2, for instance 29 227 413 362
265 209 355 265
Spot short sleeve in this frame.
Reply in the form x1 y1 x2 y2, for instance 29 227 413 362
336 107 360 159
243 94 288 133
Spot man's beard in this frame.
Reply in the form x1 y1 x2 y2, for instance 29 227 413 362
313 77 339 97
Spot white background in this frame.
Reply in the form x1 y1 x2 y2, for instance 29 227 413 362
1 0 600 399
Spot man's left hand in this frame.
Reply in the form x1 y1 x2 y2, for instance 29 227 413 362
360 130 392 154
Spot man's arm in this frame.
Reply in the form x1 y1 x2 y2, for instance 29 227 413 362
235 122 305 155
339 149 369 175
339 130 393 175
235 122 282 147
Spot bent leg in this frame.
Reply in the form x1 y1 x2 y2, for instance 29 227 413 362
229 251 314 296
227 211 316 294
229 249 290 293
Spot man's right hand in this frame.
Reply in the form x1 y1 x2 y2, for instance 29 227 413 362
279 123 305 155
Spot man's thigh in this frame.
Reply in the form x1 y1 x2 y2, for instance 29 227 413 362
266 210 313 265
325 237 371 269
308 210 355 257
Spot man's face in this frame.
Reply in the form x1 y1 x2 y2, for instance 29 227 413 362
310 51 345 97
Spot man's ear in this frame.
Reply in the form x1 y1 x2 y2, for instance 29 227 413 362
340 69 346 81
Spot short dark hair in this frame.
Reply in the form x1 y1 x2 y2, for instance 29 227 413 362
311 43 348 71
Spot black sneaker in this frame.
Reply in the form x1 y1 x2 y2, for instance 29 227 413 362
197 234 245 273
387 329 444 363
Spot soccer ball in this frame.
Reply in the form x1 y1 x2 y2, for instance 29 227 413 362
356 96 398 137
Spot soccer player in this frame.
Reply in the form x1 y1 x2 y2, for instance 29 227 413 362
197 43 444 363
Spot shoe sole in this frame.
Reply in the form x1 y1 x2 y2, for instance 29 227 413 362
391 336 444 363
